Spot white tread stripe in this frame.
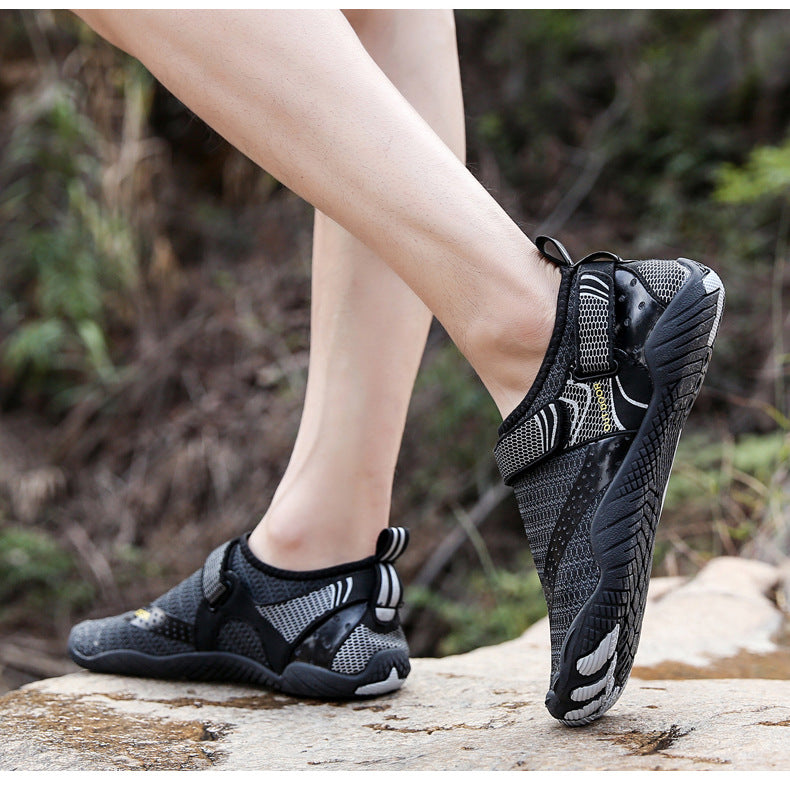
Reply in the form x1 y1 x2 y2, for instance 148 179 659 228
570 655 617 702
576 624 620 676
564 685 621 725
354 667 405 696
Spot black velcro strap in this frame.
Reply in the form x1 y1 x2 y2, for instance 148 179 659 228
575 262 616 379
375 527 409 563
202 540 233 605
494 401 564 485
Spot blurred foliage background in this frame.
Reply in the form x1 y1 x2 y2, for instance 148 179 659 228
0 10 788 691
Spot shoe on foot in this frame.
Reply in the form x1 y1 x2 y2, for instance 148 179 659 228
495 236 724 725
68 527 411 699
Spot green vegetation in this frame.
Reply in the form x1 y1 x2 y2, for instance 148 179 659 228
0 76 140 408
408 558 546 657
716 135 790 205
0 526 94 620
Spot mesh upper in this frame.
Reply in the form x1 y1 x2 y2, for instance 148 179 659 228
230 544 330 604
503 258 676 683
513 447 586 577
547 499 601 674
257 584 338 643
69 537 409 680
578 289 610 373
156 569 204 623
70 613 193 657
629 260 689 304
331 625 408 675
217 619 268 663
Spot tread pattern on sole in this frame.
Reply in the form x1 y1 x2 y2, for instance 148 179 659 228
552 266 723 725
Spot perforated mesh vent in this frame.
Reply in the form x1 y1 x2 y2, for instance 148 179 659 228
70 615 193 658
632 260 689 304
331 625 407 675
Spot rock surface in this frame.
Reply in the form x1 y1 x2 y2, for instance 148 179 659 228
1 556 789 770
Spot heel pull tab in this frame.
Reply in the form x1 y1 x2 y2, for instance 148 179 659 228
375 526 409 563
373 527 409 623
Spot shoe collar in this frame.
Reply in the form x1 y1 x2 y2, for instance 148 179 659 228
536 235 623 271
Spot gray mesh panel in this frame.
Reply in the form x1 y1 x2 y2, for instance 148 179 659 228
257 584 336 643
548 503 602 674
331 625 407 675
230 545 329 605
632 260 689 304
512 447 587 578
494 404 558 482
156 569 204 624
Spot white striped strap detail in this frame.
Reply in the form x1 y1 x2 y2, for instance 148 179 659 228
575 262 616 378
373 527 408 623
375 526 409 563
494 401 563 485
374 562 402 623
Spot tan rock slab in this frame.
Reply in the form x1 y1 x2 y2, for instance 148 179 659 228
0 556 788 770
1 667 789 770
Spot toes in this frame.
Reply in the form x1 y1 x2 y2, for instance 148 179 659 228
561 623 621 725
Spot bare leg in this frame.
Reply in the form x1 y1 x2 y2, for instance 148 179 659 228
74 9 560 420
251 10 463 568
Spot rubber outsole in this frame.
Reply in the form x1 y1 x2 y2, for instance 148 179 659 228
545 258 724 725
68 644 410 699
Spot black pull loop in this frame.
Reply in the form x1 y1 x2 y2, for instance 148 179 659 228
576 250 623 266
536 235 574 267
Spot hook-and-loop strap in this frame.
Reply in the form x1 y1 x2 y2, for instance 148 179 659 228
202 540 233 605
575 262 616 379
494 401 563 485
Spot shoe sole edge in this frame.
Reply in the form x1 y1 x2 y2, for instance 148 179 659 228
547 258 725 725
68 644 410 700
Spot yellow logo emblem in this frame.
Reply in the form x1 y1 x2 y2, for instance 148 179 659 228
593 382 613 433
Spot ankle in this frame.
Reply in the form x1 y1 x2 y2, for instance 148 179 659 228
469 249 560 418
249 497 385 571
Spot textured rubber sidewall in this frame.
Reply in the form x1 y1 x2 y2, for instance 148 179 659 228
69 645 410 700
548 261 721 723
